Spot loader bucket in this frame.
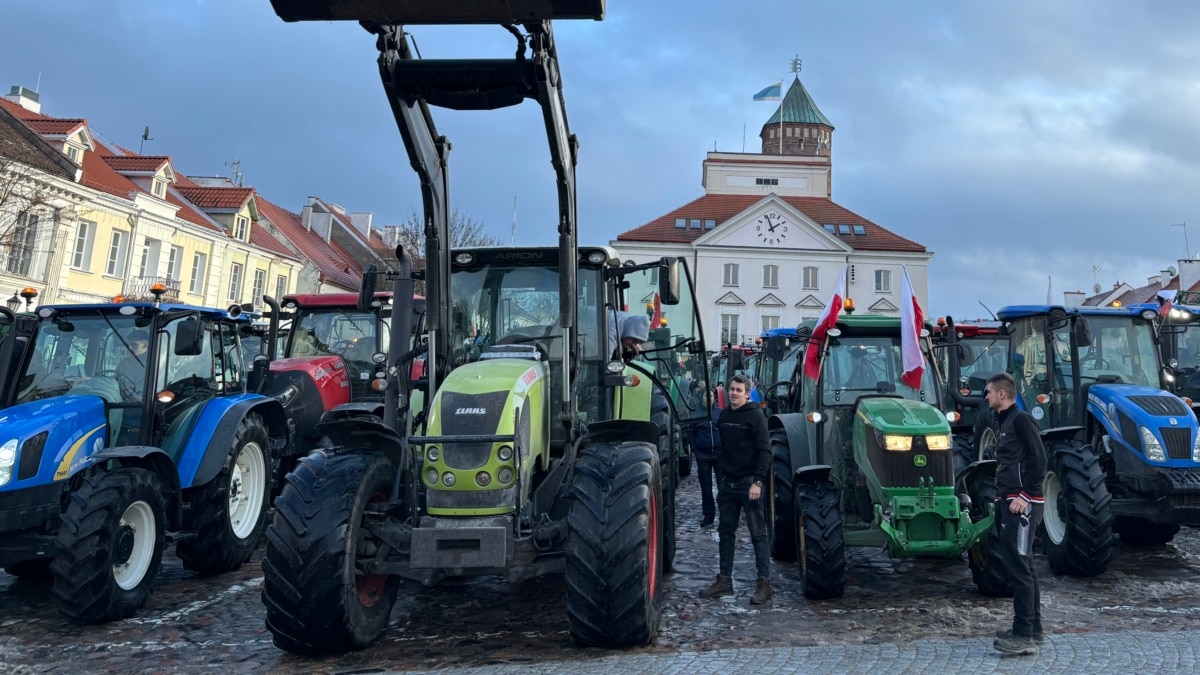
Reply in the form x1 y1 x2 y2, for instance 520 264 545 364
269 0 606 23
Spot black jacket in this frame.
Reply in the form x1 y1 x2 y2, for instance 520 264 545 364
717 403 770 483
993 405 1047 504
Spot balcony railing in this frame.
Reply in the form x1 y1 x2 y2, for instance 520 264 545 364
122 276 181 303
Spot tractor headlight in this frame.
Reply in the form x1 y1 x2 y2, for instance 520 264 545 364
0 438 17 487
426 468 439 485
925 434 952 451
945 411 961 423
372 351 387 364
879 434 913 451
497 445 513 462
426 445 440 462
1192 430 1200 462
475 471 492 487
606 360 625 374
1140 426 1166 462
442 472 456 487
498 467 514 484
1141 309 1159 321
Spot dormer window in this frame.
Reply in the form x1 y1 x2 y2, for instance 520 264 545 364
66 146 82 164
152 179 166 198
233 215 249 242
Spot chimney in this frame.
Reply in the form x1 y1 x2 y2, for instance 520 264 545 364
1148 276 1160 287
1161 269 1175 288
1063 291 1085 306
327 203 346 216
1179 259 1200 297
350 212 373 238
300 204 313 231
3 85 41 114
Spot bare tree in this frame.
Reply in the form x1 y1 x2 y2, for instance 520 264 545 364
381 208 500 292
0 156 68 284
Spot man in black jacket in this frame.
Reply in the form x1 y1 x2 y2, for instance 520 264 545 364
985 372 1048 656
687 389 722 527
700 374 772 604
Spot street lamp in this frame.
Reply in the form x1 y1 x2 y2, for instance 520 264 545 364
6 292 21 312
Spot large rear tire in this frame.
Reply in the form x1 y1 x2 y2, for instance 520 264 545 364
1041 443 1113 577
51 468 166 623
178 414 272 574
795 480 845 599
1114 516 1180 547
770 428 797 561
567 440 662 647
262 451 400 656
968 525 1013 597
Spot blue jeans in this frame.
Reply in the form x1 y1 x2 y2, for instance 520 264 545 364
717 474 771 579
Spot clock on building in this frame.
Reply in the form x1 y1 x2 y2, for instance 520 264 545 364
755 210 790 245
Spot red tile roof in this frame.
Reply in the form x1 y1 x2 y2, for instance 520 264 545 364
256 196 362 290
0 98 44 120
82 140 222 232
22 118 87 136
176 186 255 210
617 194 926 252
103 155 171 173
0 107 74 179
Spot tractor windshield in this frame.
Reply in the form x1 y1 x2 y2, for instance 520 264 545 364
957 335 1009 395
761 342 802 387
821 335 936 406
14 312 150 406
289 308 388 383
1054 316 1160 387
449 263 573 360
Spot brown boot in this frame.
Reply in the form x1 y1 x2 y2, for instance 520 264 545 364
750 577 772 605
699 574 733 598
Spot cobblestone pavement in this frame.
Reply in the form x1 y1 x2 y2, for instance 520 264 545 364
3 472 1200 673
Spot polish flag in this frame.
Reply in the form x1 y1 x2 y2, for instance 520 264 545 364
1158 289 1177 317
803 265 847 380
651 292 663 328
900 266 926 389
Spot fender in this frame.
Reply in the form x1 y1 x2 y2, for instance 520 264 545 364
1041 425 1085 446
177 395 287 488
768 412 817 473
89 445 184 528
316 415 407 464
324 401 386 422
586 419 659 448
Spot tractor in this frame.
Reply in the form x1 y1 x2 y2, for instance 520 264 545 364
755 327 804 416
997 304 1200 572
0 291 290 621
1157 298 1200 416
932 316 1008 471
767 314 1003 598
260 0 712 655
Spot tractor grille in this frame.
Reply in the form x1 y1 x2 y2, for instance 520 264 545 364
1159 427 1194 461
1117 410 1142 452
1130 395 1190 417
438 391 510 469
866 435 954 488
18 431 48 481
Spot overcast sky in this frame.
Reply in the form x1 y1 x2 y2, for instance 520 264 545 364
4 1 1200 318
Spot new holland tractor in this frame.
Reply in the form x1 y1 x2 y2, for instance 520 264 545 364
1157 298 1200 415
768 314 1003 598
997 304 1200 572
260 0 711 655
0 292 289 621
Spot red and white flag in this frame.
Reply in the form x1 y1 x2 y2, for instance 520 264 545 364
900 266 926 389
1158 289 1177 317
803 265 847 380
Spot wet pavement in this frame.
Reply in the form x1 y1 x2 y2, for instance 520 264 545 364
3 472 1200 673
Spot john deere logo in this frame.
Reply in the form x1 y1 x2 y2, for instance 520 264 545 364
914 455 927 467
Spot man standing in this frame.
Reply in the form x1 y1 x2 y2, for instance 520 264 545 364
985 372 1047 656
687 389 722 527
700 374 772 605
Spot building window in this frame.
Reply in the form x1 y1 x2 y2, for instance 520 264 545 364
689 219 701 229
152 179 166 198
5 212 39 277
66 146 82 163
802 266 819 290
104 229 129 277
704 219 716 230
755 177 779 186
275 274 288 299
251 268 266 305
71 219 95 271
853 224 866 236
723 263 739 287
166 245 184 281
823 224 836 234
137 238 161 278
233 216 249 242
761 314 780 332
762 264 778 288
875 269 892 293
674 218 686 229
838 224 851 235
228 262 244 302
190 252 207 295
721 314 740 346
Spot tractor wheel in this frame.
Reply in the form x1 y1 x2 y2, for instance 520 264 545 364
1041 443 1114 577
655 421 678 574
1114 516 1180 547
4 559 52 581
968 525 1013 597
177 414 271 574
567 440 662 647
263 450 400 656
976 422 998 461
770 428 797 561
50 468 166 623
952 434 974 477
794 480 845 600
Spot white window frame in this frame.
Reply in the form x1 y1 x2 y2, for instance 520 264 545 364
721 313 740 346
137 238 161 278
166 245 184 282
723 263 740 287
275 274 288 299
71 220 95 271
190 252 207 295
251 268 266 305
233 216 249 242
66 145 82 163
152 179 166 198
875 269 892 293
228 262 244 302
802 266 819 290
104 229 129 277
761 314 780 332
762 264 779 289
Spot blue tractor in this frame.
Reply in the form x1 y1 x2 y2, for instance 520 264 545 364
0 296 290 622
997 304 1200 576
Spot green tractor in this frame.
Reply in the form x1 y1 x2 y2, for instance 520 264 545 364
260 0 712 655
768 314 1006 598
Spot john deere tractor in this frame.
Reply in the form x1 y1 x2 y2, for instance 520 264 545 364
768 314 1003 598
998 304 1200 573
260 0 711 655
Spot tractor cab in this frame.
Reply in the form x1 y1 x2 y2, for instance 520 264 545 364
1157 300 1200 414
755 327 804 416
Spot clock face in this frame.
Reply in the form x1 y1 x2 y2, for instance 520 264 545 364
755 211 789 246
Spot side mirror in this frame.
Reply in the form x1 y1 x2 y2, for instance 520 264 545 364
1075 317 1093 346
997 324 1011 336
763 335 788 361
249 354 271 393
958 343 976 367
175 317 205 356
658 257 681 305
357 265 379 311
728 350 746 372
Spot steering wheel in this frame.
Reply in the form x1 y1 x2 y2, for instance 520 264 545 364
1080 353 1110 370
96 369 140 402
330 340 355 353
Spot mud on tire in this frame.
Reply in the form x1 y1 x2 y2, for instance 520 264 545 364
1041 442 1114 577
567 440 662 647
770 428 797 561
178 413 272 574
51 468 166 623
795 479 845 600
263 450 400 655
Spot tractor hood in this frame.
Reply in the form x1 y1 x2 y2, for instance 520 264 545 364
1086 383 1193 425
856 397 951 436
0 395 108 492
1086 383 1198 464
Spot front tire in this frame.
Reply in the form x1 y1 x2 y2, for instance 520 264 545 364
770 428 797 561
567 440 662 647
968 524 1013 597
51 468 166 623
177 413 272 574
262 450 400 656
1041 443 1113 577
795 480 845 599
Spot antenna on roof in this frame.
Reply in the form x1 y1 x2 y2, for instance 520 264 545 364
978 301 997 320
139 126 154 154
226 157 244 187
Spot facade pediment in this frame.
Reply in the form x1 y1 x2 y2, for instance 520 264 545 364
755 292 785 307
869 298 899 312
716 291 745 305
796 294 825 309
695 195 851 252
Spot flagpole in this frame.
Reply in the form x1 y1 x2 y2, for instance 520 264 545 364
778 80 783 155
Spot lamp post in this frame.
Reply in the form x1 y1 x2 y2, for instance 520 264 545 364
6 292 20 312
